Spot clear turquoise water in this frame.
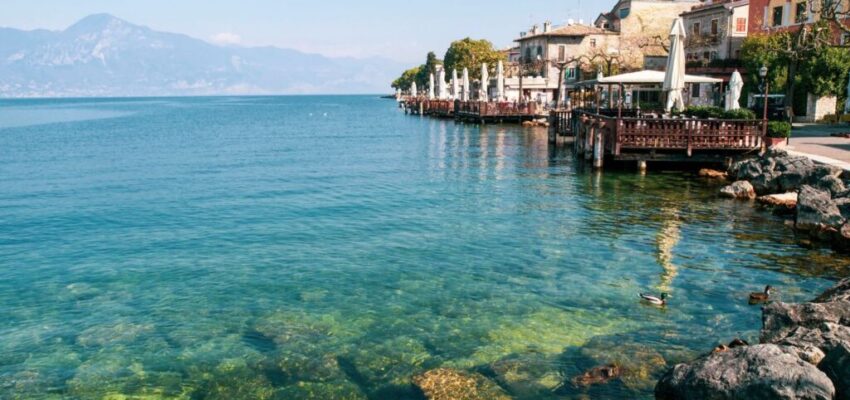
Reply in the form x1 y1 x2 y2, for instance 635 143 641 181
0 96 848 400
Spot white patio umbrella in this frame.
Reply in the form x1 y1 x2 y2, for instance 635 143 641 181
462 68 470 102
725 70 744 111
411 82 417 97
438 68 447 99
452 69 459 100
497 60 505 100
663 18 687 113
429 73 435 100
480 63 489 102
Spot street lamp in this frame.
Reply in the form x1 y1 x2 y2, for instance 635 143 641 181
759 65 769 141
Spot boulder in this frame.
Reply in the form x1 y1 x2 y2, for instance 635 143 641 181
720 181 756 200
758 192 798 209
751 170 782 195
699 169 728 180
732 159 762 181
817 175 847 197
821 341 850 400
815 278 850 303
775 157 816 192
835 199 850 219
796 185 845 231
809 165 844 183
412 368 510 400
761 300 850 344
655 344 834 400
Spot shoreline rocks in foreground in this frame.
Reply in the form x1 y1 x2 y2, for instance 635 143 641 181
719 150 850 251
655 278 850 400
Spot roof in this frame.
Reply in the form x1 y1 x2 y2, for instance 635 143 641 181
576 70 722 85
681 0 748 16
516 24 617 42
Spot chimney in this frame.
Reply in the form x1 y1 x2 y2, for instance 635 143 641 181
531 24 539 35
543 21 552 33
567 18 575 25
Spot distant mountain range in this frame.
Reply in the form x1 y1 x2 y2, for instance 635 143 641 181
0 14 404 97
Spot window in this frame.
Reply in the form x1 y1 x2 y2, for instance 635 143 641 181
691 83 701 98
772 6 784 26
524 47 532 61
590 39 597 48
711 19 719 35
566 67 576 80
558 45 566 62
710 51 718 60
842 33 850 45
736 17 747 32
536 46 543 57
692 22 701 35
703 51 710 60
795 2 807 23
618 7 630 18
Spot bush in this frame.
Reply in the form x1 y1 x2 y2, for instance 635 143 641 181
767 121 792 138
722 108 757 120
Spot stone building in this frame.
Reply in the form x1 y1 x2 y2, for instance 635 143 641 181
595 0 702 67
681 0 750 62
512 21 619 103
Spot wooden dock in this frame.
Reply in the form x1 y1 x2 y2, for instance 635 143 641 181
566 109 764 169
403 98 542 124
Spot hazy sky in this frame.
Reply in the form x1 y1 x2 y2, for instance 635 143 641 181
0 0 608 63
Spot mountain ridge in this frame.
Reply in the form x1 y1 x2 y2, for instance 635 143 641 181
0 14 402 97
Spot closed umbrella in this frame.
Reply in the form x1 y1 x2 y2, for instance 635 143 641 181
462 68 470 102
438 68 447 99
411 82 417 97
480 63 489 102
663 18 687 113
429 73 435 100
725 70 744 111
497 60 505 101
452 69 459 100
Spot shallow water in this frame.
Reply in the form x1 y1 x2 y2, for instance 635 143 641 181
0 96 848 399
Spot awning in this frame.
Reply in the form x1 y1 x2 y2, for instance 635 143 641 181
575 70 722 86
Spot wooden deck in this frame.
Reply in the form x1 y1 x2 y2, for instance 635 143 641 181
569 109 764 168
403 98 541 123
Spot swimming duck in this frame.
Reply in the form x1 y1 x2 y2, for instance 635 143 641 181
749 285 774 304
639 293 668 306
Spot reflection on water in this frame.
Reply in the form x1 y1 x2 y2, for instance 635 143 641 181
0 96 848 399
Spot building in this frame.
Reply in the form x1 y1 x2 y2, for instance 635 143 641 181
681 0 750 62
512 21 619 103
595 0 702 67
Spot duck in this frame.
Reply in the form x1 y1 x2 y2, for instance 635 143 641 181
639 292 668 306
749 285 774 304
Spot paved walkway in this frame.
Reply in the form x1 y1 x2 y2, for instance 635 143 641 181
785 123 850 170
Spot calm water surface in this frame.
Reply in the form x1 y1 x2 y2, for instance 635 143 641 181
1 96 848 399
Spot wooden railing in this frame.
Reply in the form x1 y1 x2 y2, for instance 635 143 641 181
614 117 763 153
456 101 539 118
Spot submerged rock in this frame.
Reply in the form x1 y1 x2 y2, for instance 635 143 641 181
720 181 756 200
699 169 727 180
572 364 621 387
412 368 509 400
655 344 834 400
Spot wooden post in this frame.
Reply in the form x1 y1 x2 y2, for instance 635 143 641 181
593 123 604 169
637 160 647 171
585 124 594 161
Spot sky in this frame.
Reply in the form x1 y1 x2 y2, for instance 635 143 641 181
0 0 609 64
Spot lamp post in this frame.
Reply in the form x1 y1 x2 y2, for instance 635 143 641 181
759 65 769 140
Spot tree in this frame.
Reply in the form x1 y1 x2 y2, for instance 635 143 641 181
415 52 442 89
443 38 506 80
392 66 422 90
798 46 850 97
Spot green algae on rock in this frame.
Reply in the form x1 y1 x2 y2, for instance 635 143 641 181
413 368 510 400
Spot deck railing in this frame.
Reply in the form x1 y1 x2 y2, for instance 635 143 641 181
455 101 539 118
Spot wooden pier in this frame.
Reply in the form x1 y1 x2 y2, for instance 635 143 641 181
403 98 542 124
567 109 764 169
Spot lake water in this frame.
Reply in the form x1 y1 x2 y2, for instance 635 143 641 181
1 96 848 399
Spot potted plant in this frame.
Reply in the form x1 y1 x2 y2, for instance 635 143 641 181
766 121 792 147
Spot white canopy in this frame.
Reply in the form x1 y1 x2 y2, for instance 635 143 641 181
496 60 505 100
428 73 435 100
663 18 687 112
462 68 470 102
725 70 744 111
411 82 417 97
438 68 447 99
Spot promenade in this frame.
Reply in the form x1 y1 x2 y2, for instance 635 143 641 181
787 123 850 170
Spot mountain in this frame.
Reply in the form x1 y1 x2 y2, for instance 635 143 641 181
0 14 405 97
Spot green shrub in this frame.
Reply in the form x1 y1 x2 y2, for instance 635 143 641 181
722 108 757 120
767 121 792 138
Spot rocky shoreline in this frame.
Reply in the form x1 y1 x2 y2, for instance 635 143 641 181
717 149 850 251
655 278 850 400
